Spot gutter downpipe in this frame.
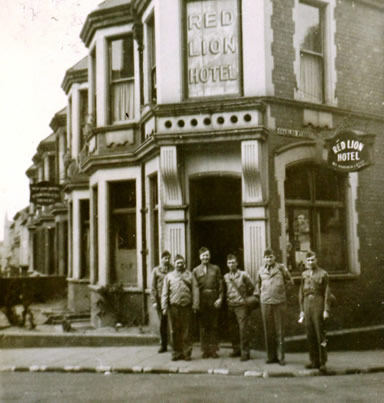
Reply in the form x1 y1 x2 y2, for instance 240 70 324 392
133 13 148 325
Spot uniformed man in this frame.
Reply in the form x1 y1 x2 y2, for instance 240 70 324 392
256 248 293 366
192 247 223 358
162 254 197 361
223 254 255 361
299 251 331 372
150 250 173 353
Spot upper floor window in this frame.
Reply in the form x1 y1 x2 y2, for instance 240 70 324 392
79 89 88 150
108 36 135 123
297 1 324 103
285 163 347 273
147 14 157 103
48 154 57 184
90 49 97 125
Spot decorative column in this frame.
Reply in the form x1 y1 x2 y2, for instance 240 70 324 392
241 140 267 279
160 146 186 260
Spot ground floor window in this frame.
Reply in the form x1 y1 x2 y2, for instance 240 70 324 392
285 163 347 273
109 180 137 284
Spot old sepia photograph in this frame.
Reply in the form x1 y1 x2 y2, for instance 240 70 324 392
0 0 383 401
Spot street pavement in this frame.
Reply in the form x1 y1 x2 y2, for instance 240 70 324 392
1 345 383 378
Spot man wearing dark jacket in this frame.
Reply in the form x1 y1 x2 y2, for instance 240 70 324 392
192 247 223 358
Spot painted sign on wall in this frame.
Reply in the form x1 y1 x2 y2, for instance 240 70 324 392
186 0 240 98
327 130 371 172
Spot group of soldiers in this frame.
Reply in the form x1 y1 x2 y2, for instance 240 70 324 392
151 247 331 371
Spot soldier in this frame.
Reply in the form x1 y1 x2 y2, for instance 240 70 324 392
192 247 223 358
299 251 331 372
162 254 197 361
256 248 293 366
223 254 255 361
150 250 173 353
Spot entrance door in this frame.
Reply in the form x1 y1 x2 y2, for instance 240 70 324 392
190 176 243 273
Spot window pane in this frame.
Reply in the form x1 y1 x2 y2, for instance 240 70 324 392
287 208 312 271
110 38 134 80
316 208 346 272
300 52 323 103
315 167 344 201
112 81 135 121
111 181 136 209
285 165 311 200
298 3 322 53
114 214 136 250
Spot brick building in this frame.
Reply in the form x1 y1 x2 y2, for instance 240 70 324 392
26 0 384 338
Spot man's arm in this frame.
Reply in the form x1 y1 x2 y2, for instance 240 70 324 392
214 266 223 308
243 272 255 296
192 271 200 312
161 275 169 315
323 272 331 318
150 269 158 307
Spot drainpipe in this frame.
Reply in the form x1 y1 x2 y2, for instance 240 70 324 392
140 163 148 325
133 13 148 325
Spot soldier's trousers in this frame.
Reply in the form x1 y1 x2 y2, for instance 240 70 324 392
261 302 286 362
156 308 168 349
199 306 219 355
169 304 193 359
304 295 327 366
228 305 250 358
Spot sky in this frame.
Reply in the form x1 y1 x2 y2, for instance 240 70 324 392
0 0 103 240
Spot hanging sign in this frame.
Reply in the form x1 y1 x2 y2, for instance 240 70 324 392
186 0 240 98
327 130 371 172
30 181 61 206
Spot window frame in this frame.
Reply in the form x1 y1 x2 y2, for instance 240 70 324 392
284 163 347 273
109 180 137 285
146 13 157 103
274 142 360 279
108 34 135 124
294 0 337 106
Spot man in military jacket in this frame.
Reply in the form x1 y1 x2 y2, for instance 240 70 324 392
162 254 198 361
256 248 293 366
299 251 331 372
150 250 173 353
223 254 255 361
192 247 223 358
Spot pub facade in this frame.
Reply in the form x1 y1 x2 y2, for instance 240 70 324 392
27 0 384 336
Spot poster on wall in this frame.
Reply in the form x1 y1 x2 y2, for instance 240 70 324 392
186 0 241 98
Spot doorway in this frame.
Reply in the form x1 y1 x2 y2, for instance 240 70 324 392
190 175 243 273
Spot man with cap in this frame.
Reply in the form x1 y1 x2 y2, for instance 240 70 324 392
256 248 293 366
192 247 223 358
299 251 331 372
162 254 197 361
151 250 173 353
223 254 255 361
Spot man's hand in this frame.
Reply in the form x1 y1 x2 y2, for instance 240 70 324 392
162 309 167 316
298 311 305 324
152 303 158 309
213 299 222 309
323 311 330 320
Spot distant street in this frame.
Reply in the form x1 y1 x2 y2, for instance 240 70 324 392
1 373 383 403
